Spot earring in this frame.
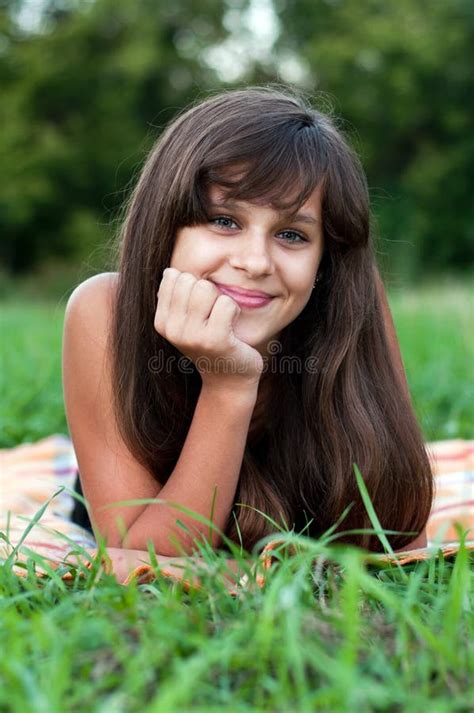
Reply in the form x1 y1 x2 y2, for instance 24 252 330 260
312 272 322 289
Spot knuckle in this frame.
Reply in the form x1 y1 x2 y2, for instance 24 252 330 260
177 271 196 283
195 279 213 291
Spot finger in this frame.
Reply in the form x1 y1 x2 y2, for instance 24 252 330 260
185 279 221 326
156 267 180 317
205 294 241 338
171 271 197 316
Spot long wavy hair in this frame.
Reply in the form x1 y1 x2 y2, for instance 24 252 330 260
109 86 434 553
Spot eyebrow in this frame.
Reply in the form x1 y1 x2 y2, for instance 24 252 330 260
207 200 321 226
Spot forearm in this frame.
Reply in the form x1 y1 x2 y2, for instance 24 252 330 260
122 383 258 556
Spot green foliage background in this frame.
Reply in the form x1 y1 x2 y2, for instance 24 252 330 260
1 0 473 287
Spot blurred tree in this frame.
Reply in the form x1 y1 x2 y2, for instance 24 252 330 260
0 0 227 273
1 0 472 279
267 0 474 276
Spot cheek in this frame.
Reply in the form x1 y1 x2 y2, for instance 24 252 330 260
170 234 197 271
289 250 323 292
169 233 184 268
169 248 185 270
170 230 219 273
286 266 316 296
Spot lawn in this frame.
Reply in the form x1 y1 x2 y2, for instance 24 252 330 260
0 278 473 712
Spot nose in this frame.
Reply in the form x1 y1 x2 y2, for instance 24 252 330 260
227 230 275 277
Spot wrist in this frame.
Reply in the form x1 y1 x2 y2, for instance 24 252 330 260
200 378 259 405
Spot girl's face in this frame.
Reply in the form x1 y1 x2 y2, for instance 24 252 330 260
170 183 324 356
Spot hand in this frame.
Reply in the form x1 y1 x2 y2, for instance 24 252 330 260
82 547 247 592
77 547 194 585
154 268 264 388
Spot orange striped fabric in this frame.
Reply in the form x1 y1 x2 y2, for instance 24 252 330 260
1 435 473 594
425 439 473 545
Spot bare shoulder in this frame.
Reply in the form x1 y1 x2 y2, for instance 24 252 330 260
64 272 118 351
66 271 119 321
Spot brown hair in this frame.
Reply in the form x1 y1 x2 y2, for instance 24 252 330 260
110 86 434 553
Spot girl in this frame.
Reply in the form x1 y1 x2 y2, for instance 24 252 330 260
63 86 433 568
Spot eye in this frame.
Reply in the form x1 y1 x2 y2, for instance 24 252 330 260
208 216 309 245
209 215 238 229
278 230 308 244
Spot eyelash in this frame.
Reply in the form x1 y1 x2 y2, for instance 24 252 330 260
209 215 309 244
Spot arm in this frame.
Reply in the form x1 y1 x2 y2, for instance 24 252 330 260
123 382 257 554
63 274 258 557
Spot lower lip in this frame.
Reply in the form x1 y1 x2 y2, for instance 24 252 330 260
215 285 274 309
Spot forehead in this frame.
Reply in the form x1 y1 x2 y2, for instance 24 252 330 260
207 183 323 216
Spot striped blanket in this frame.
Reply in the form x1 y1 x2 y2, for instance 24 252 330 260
1 435 473 594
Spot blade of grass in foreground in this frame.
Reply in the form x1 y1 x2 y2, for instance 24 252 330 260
353 463 408 578
442 525 471 646
3 487 65 566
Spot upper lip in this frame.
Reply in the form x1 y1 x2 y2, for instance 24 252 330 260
213 282 274 299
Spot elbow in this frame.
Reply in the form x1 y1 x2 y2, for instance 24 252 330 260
89 518 128 550
394 527 428 554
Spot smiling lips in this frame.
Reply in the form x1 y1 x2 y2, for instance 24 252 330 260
213 282 275 309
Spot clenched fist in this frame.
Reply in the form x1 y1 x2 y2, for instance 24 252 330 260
154 268 264 389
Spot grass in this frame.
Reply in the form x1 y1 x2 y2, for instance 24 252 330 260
1 532 473 712
0 276 473 712
388 276 473 440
